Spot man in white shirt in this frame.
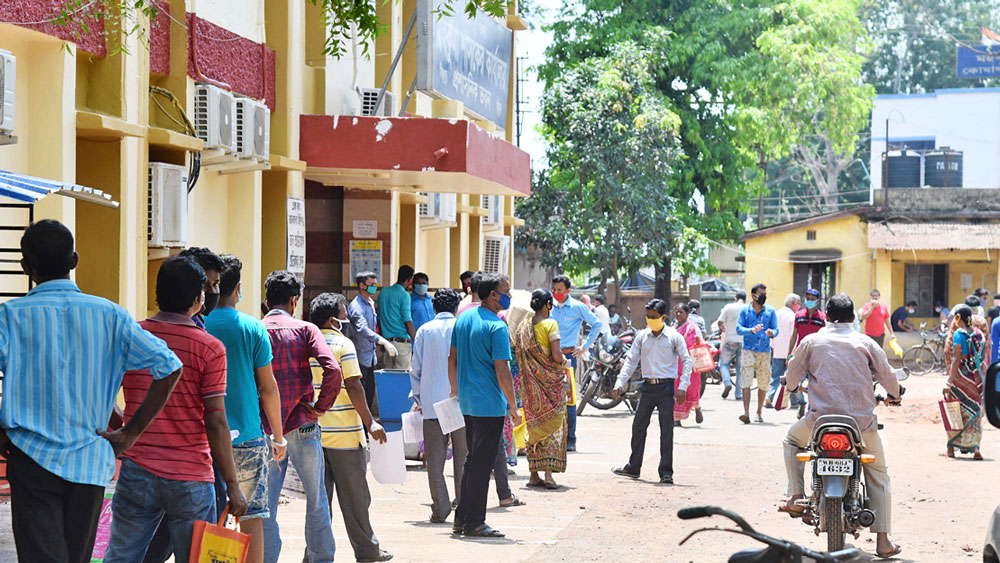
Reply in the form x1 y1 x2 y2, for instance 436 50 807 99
593 295 612 337
716 291 747 400
610 299 692 485
410 288 468 524
766 293 800 408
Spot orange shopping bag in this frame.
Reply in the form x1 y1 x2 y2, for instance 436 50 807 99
189 507 250 563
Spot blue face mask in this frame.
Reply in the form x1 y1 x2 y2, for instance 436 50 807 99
804 299 817 309
498 292 512 311
414 284 428 296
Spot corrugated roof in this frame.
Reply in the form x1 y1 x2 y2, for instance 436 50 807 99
868 222 1000 250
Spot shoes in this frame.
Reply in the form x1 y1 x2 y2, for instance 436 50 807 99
358 550 394 562
695 409 704 424
430 515 448 524
567 442 577 452
612 465 640 479
659 476 674 484
722 385 732 399
674 421 682 427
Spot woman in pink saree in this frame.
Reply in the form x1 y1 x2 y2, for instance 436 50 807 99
673 303 703 426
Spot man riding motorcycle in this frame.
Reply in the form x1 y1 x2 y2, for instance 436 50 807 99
779 292 903 559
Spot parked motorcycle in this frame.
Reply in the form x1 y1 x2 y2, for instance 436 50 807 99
789 370 907 552
701 328 723 389
678 505 860 562
577 310 639 414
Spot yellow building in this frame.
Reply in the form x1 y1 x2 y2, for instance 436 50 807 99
0 0 529 318
740 188 1000 325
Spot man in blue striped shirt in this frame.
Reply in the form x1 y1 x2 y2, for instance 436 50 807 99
0 220 183 563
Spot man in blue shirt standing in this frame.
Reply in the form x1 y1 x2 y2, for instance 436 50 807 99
349 271 397 413
448 273 521 538
737 283 778 424
550 275 602 451
410 271 434 332
377 265 416 370
0 220 183 563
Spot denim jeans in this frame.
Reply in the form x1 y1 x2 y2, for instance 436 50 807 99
719 341 743 399
768 357 786 401
566 356 578 444
263 423 336 563
104 459 215 563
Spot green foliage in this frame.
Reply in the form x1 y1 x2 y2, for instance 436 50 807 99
55 0 157 55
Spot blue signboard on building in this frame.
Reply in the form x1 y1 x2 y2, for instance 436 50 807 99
416 0 512 129
957 45 1000 78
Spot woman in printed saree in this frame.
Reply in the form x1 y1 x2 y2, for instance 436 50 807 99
515 288 568 489
945 305 985 460
673 303 703 426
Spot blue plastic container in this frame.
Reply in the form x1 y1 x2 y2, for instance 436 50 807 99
374 369 414 433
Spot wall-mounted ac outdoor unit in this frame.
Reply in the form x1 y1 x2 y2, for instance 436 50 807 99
481 194 504 228
194 83 236 153
235 97 270 161
482 235 510 275
418 192 440 225
359 88 395 117
0 49 15 140
148 162 189 248
438 193 457 223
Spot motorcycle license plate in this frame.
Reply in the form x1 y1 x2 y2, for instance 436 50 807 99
816 458 853 476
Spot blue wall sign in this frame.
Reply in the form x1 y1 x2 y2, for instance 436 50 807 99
957 45 1000 78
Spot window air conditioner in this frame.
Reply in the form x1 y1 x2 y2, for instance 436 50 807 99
481 195 504 228
482 235 510 275
148 162 189 248
418 193 442 226
236 97 270 161
0 49 15 137
438 193 457 223
359 88 395 117
194 84 236 153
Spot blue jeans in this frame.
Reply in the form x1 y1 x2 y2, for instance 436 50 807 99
719 341 743 399
263 423 336 563
768 357 785 401
567 356 578 444
104 459 215 563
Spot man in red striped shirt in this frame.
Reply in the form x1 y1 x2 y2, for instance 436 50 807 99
105 255 247 563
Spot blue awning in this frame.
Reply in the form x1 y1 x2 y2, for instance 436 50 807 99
0 171 119 209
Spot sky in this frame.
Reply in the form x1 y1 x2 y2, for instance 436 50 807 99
514 1 557 168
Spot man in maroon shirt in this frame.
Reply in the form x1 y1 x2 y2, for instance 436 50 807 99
105 255 247 563
787 288 827 419
260 271 343 562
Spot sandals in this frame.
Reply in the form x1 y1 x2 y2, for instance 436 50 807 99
695 409 704 424
875 544 902 559
544 480 560 490
464 524 505 538
739 414 751 424
754 415 764 423
778 505 805 518
499 495 526 507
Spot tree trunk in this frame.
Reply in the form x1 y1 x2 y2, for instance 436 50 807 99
598 267 608 297
654 258 672 306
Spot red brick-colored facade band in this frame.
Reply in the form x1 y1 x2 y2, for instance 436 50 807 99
0 0 106 55
185 13 276 110
148 0 170 75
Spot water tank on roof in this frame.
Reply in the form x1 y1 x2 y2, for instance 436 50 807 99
884 149 921 188
924 148 963 188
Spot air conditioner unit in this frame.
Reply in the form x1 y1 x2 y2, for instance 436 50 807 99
194 83 236 153
0 49 15 137
148 162 189 248
438 193 457 223
481 194 504 228
235 97 270 161
359 88 395 117
418 192 442 226
482 235 510 275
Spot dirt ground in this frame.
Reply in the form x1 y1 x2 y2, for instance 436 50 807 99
265 371 999 562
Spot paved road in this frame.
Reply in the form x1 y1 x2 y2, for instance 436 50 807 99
2 371 994 562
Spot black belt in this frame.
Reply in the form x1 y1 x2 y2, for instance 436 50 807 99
645 378 673 385
388 337 410 343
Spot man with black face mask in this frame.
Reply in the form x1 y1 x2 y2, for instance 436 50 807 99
178 247 225 327
736 283 778 424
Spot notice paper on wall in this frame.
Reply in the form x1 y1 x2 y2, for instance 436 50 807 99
369 431 406 484
432 396 465 434
401 411 424 444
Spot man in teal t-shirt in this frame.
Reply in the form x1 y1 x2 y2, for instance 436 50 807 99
377 265 416 369
203 255 285 556
448 273 520 538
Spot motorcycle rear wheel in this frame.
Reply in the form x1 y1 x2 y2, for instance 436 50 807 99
578 377 597 416
824 499 845 552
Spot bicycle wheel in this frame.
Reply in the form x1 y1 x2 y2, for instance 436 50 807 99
902 346 935 375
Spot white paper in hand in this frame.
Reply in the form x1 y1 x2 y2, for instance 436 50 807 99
401 411 424 444
433 396 465 434
369 431 406 484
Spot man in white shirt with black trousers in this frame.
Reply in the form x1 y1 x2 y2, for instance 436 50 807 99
610 298 693 484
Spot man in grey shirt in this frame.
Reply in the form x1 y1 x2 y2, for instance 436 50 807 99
780 293 903 559
687 299 707 338
610 299 692 485
717 291 746 400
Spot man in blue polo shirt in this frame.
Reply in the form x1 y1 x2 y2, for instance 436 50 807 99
410 272 434 331
448 273 521 538
377 265 416 370
550 274 602 451
737 282 778 424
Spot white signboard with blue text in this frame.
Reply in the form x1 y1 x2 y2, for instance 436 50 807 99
415 0 512 129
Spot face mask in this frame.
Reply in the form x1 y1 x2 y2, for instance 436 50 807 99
804 299 817 310
647 316 665 332
553 291 568 303
498 292 511 311
236 289 242 305
332 316 347 329
203 292 220 316
366 285 377 295
755 293 767 305
414 284 428 296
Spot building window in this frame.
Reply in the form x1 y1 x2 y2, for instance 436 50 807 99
806 230 817 241
793 262 836 303
904 264 948 317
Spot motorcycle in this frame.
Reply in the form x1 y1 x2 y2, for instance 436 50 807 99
678 505 860 562
701 328 723 389
577 309 640 414
789 370 908 552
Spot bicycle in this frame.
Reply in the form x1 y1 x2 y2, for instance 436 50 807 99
902 322 947 375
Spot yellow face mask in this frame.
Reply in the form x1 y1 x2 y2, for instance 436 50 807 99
647 316 665 332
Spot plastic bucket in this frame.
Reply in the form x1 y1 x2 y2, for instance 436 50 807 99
375 369 414 433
